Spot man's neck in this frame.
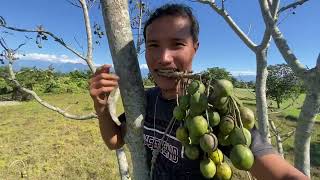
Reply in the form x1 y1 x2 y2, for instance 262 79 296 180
160 88 181 100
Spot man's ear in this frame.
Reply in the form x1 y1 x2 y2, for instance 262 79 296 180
194 42 199 52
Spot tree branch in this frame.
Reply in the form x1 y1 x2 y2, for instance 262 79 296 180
79 0 96 72
260 0 280 48
278 0 310 14
259 0 307 77
195 0 257 51
316 53 320 70
1 51 97 120
0 24 87 63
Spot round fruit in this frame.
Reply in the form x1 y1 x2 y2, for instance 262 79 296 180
176 126 189 145
239 106 255 130
173 106 185 121
190 93 208 116
219 116 235 135
216 162 232 180
179 95 190 110
187 80 200 95
208 149 224 164
187 116 208 137
184 145 200 160
213 96 229 110
200 158 216 179
230 144 254 171
213 79 234 98
208 110 220 127
198 81 206 94
229 127 252 146
189 133 200 145
199 133 218 153
217 133 231 146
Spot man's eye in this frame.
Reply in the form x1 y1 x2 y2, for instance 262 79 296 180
147 44 158 48
175 42 185 46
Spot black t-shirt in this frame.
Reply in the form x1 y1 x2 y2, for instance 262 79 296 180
119 87 276 180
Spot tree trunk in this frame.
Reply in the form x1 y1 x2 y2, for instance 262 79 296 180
255 49 271 143
276 96 280 109
294 87 320 176
100 0 148 179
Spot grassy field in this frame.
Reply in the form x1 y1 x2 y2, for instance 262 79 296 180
0 90 319 179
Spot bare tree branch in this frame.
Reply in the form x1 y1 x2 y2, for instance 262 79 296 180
79 0 96 72
259 0 307 76
269 119 284 157
260 0 280 48
278 0 310 14
65 0 82 8
0 24 87 63
195 0 257 51
3 62 97 120
316 53 320 70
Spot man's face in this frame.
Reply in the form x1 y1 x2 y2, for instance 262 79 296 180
145 15 198 91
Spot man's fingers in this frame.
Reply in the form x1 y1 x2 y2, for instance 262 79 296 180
94 64 112 75
90 86 116 98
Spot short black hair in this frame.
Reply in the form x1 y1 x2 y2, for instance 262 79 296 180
143 3 199 43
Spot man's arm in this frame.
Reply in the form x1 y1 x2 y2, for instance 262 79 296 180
250 154 309 180
89 64 125 150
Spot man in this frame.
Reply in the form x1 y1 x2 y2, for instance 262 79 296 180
89 3 308 180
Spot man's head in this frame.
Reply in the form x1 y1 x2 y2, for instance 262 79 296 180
144 4 200 93
143 4 199 43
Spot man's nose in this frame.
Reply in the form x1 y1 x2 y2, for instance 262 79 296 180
158 48 173 65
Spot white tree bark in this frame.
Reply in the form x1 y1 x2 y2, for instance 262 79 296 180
195 0 281 143
100 0 148 179
259 0 319 176
255 49 271 143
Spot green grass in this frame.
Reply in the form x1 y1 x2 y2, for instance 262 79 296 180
0 93 128 179
0 90 319 179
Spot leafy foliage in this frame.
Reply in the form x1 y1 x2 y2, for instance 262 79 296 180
266 64 302 108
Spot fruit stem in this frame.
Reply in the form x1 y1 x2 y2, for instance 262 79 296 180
231 97 248 145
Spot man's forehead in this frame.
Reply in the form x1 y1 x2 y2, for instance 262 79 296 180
146 16 192 41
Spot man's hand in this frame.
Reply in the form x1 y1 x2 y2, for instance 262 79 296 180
89 64 120 116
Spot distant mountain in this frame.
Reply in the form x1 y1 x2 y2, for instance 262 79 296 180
0 59 150 77
234 75 256 82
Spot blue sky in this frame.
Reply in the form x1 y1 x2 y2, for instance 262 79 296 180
1 0 319 76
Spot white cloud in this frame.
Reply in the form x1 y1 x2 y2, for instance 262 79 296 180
16 53 85 64
230 70 256 76
140 64 149 69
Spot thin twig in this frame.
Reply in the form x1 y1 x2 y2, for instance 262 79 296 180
277 0 310 14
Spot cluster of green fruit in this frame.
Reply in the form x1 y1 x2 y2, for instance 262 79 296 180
174 79 256 179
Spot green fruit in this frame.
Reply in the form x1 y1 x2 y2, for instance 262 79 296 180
199 133 218 153
184 145 200 160
229 127 252 146
216 162 232 180
219 116 235 135
213 96 229 110
187 80 202 95
187 116 208 137
217 133 231 146
198 81 206 94
189 133 201 145
176 126 189 145
208 110 220 127
208 149 224 164
213 79 234 98
200 158 216 179
239 106 255 130
173 106 186 121
189 93 208 116
230 144 254 171
179 95 190 110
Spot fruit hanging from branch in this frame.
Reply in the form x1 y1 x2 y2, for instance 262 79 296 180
157 69 256 179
